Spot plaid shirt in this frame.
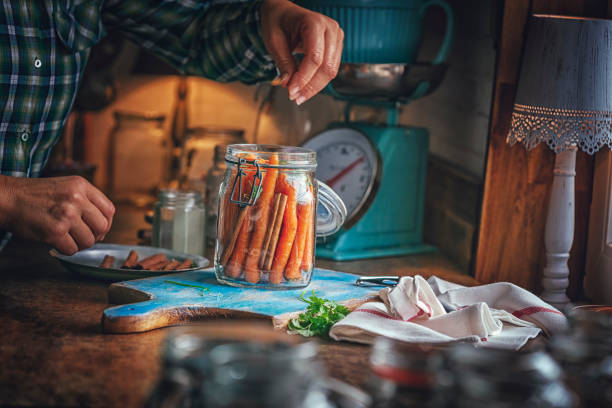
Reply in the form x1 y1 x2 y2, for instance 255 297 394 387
0 0 277 248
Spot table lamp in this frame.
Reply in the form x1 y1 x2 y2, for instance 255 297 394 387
507 14 612 308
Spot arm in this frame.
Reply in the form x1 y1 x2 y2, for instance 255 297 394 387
102 0 343 103
102 0 276 84
0 175 115 255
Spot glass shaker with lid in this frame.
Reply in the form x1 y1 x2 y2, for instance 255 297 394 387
214 144 346 288
152 189 206 256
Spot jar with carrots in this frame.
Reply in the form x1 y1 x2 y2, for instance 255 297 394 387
214 145 346 288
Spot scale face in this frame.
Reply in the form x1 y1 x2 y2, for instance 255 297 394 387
303 127 379 227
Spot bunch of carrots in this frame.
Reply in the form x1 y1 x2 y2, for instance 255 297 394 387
218 154 314 284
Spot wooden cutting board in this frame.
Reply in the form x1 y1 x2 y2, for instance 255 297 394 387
103 268 379 333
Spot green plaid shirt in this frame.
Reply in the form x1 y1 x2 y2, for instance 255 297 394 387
0 0 276 248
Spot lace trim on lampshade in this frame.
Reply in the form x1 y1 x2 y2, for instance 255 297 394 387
507 104 612 155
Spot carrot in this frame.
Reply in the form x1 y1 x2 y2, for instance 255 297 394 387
224 207 252 278
284 202 312 280
244 154 279 283
220 154 258 268
269 176 298 284
219 169 238 249
300 220 314 272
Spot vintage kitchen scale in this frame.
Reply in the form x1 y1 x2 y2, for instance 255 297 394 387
298 0 454 260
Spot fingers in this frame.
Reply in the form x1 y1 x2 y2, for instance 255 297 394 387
266 30 297 87
47 177 115 254
53 234 79 256
70 220 96 251
81 201 110 241
85 185 115 237
293 25 343 104
287 19 326 101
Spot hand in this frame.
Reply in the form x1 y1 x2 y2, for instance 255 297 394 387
0 175 115 255
260 0 343 105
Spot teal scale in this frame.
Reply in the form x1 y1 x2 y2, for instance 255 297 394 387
314 123 432 260
298 0 455 260
305 113 435 261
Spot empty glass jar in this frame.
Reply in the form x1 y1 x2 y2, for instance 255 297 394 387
440 345 576 408
146 324 326 408
152 189 206 256
368 337 444 408
214 144 346 288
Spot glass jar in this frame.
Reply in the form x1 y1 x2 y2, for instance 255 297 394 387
368 337 444 408
179 127 245 193
146 323 326 408
152 189 206 256
440 345 576 408
214 144 346 289
549 307 612 408
107 110 168 205
204 144 229 248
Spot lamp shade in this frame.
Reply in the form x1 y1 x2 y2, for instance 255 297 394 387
507 15 612 154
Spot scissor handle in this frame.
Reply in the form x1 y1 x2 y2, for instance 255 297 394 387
355 276 400 287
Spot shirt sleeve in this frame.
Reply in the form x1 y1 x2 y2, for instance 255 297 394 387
102 0 278 84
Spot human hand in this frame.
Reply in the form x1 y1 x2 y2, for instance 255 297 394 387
0 175 115 255
260 0 343 105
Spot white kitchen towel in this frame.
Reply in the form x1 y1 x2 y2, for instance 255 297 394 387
329 275 568 350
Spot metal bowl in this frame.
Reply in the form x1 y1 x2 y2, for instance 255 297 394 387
50 243 209 281
329 62 448 102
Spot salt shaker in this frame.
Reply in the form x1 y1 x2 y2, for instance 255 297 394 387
152 189 206 256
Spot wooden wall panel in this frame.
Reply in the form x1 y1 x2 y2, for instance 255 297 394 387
475 0 604 298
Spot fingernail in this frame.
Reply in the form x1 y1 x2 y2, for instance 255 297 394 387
280 72 290 85
296 95 306 106
289 86 300 97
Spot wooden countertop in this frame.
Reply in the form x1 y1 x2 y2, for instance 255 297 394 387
0 204 476 407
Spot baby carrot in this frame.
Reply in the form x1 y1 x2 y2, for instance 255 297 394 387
269 176 297 284
300 221 314 272
225 207 252 278
219 174 237 249
221 154 258 264
244 154 279 283
284 202 312 280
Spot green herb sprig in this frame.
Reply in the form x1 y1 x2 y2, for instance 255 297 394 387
164 280 210 296
287 290 350 339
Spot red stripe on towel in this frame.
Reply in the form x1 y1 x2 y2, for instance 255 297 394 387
354 308 425 322
512 306 563 319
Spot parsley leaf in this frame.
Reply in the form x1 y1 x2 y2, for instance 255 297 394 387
287 290 350 339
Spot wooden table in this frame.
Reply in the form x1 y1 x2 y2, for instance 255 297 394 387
0 205 476 407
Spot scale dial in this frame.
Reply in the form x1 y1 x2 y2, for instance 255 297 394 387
303 128 379 227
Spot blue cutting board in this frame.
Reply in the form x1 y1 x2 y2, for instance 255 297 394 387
103 268 379 333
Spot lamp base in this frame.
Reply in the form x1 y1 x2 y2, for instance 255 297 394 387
540 147 576 310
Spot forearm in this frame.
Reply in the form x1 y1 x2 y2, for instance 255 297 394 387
0 175 18 231
102 0 277 83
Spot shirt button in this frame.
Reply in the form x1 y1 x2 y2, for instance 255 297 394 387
34 58 41 68
20 132 30 142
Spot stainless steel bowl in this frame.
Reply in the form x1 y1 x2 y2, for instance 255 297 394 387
329 62 448 102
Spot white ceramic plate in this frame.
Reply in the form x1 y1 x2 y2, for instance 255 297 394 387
50 243 209 281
